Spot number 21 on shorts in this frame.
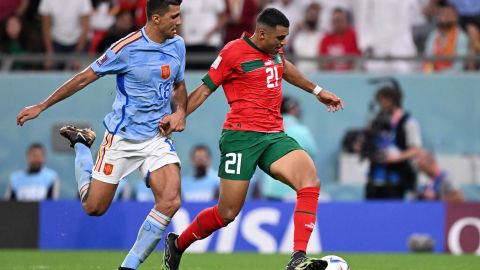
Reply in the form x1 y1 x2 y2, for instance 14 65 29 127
225 152 242 174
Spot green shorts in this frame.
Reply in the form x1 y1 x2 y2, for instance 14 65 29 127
218 129 303 180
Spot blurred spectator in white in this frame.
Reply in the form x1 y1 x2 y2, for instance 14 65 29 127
292 2 323 72
319 8 361 71
424 3 468 72
267 0 309 48
350 0 418 73
411 0 438 54
181 0 226 69
224 0 259 44
96 10 135 53
181 145 219 202
466 23 480 70
261 96 318 201
313 0 350 32
448 0 480 29
39 0 92 70
5 143 60 201
0 0 28 23
416 150 464 202
89 0 116 54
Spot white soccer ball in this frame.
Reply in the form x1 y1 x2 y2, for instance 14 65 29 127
321 255 350 270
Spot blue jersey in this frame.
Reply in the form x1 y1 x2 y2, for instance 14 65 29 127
90 27 186 141
9 167 58 201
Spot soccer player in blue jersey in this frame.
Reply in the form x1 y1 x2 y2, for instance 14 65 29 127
16 1 185 269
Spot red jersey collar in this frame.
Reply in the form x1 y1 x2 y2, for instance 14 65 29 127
242 32 270 54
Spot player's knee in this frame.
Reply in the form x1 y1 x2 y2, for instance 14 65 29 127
156 195 181 216
83 201 108 217
219 206 240 224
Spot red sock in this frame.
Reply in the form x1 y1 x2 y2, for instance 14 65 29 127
293 186 320 252
177 205 226 251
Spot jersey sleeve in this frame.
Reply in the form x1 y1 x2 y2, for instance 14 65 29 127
201 47 234 91
90 46 129 76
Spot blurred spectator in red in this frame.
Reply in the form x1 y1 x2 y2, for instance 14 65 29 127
224 0 259 44
39 0 92 70
267 0 309 48
96 10 135 53
116 0 147 28
319 8 360 71
424 3 468 72
181 0 227 69
351 0 418 73
292 2 323 72
416 150 464 202
466 23 480 70
89 0 116 54
0 0 28 22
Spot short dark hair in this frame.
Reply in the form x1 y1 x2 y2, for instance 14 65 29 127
191 144 211 158
146 0 182 19
376 86 403 107
257 8 290 28
27 143 44 154
439 2 458 14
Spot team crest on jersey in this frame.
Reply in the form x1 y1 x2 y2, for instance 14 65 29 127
103 163 114 175
161 65 170 79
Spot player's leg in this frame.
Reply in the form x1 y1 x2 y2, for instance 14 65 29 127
120 138 181 270
161 179 250 270
259 134 327 270
61 125 120 216
162 130 261 270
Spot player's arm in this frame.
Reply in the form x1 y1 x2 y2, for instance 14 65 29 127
16 67 99 126
159 80 187 136
283 59 344 112
186 83 214 116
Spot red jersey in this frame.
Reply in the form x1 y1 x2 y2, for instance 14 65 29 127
202 33 285 132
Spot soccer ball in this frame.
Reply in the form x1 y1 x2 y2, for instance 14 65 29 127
321 255 349 270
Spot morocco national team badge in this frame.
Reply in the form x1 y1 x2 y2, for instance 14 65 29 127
161 64 170 79
104 163 114 175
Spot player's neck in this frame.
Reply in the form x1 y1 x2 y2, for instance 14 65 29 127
249 34 269 54
144 24 167 44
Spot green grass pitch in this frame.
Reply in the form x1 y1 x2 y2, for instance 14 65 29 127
0 250 478 270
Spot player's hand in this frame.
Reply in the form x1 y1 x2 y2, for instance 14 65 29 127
316 89 344 112
16 104 43 126
159 111 186 136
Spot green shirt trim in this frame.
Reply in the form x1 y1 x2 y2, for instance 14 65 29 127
201 73 218 91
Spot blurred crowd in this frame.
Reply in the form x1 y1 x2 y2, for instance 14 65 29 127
1 0 480 72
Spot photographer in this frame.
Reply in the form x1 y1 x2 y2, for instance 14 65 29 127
364 86 422 199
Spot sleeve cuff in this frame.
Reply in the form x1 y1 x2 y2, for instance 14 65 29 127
201 73 218 91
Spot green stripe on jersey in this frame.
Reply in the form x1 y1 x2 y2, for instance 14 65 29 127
241 59 265 73
202 73 218 91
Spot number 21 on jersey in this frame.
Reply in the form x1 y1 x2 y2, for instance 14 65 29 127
266 66 279 88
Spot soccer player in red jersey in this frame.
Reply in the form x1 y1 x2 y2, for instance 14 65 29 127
161 8 343 270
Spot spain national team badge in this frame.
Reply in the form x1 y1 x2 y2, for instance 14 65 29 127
161 64 170 79
104 163 114 175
